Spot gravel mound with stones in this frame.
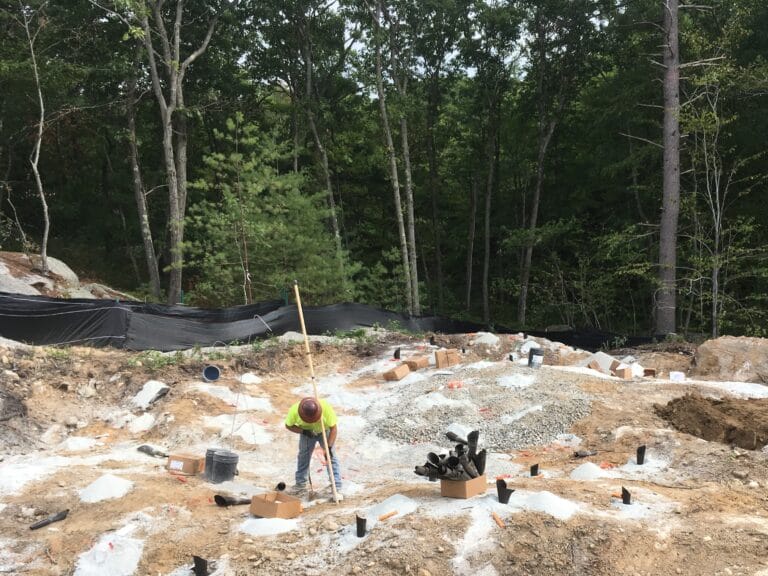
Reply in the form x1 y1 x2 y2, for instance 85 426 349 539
366 363 592 451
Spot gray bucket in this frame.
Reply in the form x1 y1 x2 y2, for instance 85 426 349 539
209 450 239 483
528 348 544 369
203 365 221 382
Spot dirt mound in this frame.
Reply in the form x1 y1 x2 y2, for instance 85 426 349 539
655 393 768 449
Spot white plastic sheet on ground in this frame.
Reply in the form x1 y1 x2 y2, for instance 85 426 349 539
79 474 133 503
239 517 300 536
74 523 144 576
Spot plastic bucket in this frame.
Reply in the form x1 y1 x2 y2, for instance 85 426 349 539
209 450 238 483
204 448 220 480
203 365 221 382
528 348 543 369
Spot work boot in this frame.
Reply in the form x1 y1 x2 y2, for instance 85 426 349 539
287 484 307 496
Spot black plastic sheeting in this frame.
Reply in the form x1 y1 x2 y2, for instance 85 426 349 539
0 292 651 352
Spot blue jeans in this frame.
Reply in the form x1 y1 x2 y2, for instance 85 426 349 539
296 431 342 490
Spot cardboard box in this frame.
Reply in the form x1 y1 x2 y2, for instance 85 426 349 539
440 474 487 499
250 491 302 519
587 360 603 373
435 350 450 369
610 360 621 374
643 368 657 378
383 363 411 381
404 356 429 371
615 367 633 379
167 453 204 476
446 349 461 367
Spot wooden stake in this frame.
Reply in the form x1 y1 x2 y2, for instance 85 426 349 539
378 510 398 522
492 512 506 529
293 281 340 504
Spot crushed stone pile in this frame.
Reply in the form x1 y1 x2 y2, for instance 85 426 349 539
366 363 591 450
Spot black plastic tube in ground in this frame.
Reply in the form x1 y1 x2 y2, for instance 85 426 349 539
29 509 69 530
356 515 367 538
275 482 286 491
496 479 514 504
193 555 209 576
621 487 631 505
636 445 646 465
530 464 540 477
213 494 251 507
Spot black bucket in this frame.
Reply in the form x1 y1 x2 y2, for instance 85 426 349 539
496 479 514 504
356 515 367 538
209 450 239 483
204 448 220 480
528 348 543 368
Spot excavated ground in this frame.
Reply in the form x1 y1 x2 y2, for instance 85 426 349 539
1 334 768 576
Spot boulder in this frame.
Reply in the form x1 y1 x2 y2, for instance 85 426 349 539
45 256 80 286
0 262 40 295
693 336 768 383
131 379 170 410
471 332 500 347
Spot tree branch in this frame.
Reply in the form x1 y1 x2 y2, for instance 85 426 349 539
619 132 664 149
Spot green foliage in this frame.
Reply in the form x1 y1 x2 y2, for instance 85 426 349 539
2 0 768 338
128 350 180 370
185 115 351 307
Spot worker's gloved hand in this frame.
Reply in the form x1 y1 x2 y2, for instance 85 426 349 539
301 429 318 438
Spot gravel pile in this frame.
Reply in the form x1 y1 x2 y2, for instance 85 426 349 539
366 363 592 451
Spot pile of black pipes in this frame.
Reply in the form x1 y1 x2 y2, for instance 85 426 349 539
415 430 487 481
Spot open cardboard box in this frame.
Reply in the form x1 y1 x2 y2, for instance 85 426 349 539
250 491 303 519
440 474 487 499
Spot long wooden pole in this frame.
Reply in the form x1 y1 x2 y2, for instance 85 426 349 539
293 281 340 504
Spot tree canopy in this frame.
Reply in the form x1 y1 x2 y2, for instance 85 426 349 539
1 0 767 337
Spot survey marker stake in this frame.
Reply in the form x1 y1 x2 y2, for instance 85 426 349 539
293 281 340 505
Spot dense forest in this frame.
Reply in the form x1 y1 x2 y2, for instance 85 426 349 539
1 0 767 337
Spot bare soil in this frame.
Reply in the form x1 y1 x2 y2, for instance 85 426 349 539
2 337 768 576
655 393 768 450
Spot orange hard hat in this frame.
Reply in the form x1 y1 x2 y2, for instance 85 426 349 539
298 397 322 423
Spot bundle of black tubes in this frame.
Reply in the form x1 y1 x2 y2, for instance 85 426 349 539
414 430 487 481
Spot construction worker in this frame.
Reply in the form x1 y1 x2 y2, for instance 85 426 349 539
284 396 342 497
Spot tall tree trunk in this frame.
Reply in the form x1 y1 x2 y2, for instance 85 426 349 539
482 118 498 326
135 2 218 305
291 92 300 174
386 5 419 315
657 0 681 334
372 0 412 315
465 176 478 310
711 230 720 338
426 75 444 313
127 55 162 300
300 25 345 287
400 117 420 315
23 9 49 274
518 119 556 325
